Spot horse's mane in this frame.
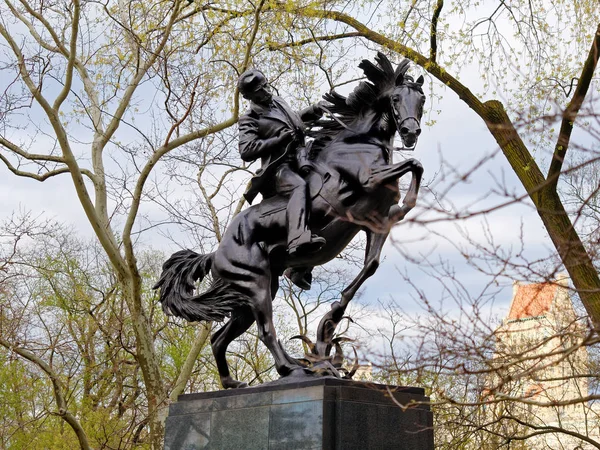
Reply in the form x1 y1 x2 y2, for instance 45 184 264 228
308 52 411 149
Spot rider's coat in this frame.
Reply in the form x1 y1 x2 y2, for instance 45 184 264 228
238 96 321 204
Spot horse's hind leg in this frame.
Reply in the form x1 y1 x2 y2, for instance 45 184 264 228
211 305 255 389
251 276 302 377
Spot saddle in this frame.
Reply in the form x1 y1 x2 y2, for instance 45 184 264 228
256 165 328 219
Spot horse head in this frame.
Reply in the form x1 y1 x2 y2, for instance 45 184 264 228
389 68 425 149
341 53 425 149
312 53 426 156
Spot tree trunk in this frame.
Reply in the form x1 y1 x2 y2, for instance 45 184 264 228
125 276 167 448
482 100 600 328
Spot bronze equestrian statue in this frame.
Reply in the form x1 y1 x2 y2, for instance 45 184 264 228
154 53 425 389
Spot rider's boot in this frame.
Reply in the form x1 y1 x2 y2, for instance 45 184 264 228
284 267 313 290
287 234 326 257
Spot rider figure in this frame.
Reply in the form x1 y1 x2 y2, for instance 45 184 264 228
237 69 326 281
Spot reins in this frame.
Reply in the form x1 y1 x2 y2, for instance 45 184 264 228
318 104 358 133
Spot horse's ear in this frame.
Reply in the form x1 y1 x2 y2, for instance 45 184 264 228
416 75 424 85
394 59 410 85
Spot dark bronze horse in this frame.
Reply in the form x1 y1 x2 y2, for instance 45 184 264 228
154 53 425 388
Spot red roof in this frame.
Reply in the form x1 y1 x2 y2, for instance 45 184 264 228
507 283 558 320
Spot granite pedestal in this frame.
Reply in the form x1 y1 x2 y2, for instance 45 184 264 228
164 377 433 450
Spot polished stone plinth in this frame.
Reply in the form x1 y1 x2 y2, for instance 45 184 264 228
164 377 433 450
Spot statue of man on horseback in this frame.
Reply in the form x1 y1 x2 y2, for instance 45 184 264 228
155 53 425 389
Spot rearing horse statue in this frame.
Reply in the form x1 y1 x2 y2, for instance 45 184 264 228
154 53 425 389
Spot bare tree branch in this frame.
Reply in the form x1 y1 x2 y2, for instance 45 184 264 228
547 23 600 190
430 0 444 63
267 32 362 51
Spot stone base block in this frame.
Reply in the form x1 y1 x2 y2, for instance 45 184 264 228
164 377 433 450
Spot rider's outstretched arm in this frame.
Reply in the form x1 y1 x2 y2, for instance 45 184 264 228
298 101 327 124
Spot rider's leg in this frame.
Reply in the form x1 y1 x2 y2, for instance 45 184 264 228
275 164 325 255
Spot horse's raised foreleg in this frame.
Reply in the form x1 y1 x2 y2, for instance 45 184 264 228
211 305 255 389
364 158 423 193
314 231 388 356
387 158 423 223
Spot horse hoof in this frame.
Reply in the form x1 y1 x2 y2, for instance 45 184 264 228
221 376 248 389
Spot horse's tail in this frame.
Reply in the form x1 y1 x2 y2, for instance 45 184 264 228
153 249 248 322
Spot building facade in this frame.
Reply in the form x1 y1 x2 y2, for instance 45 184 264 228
487 275 599 449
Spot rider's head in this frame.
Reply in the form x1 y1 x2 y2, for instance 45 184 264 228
238 69 272 105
